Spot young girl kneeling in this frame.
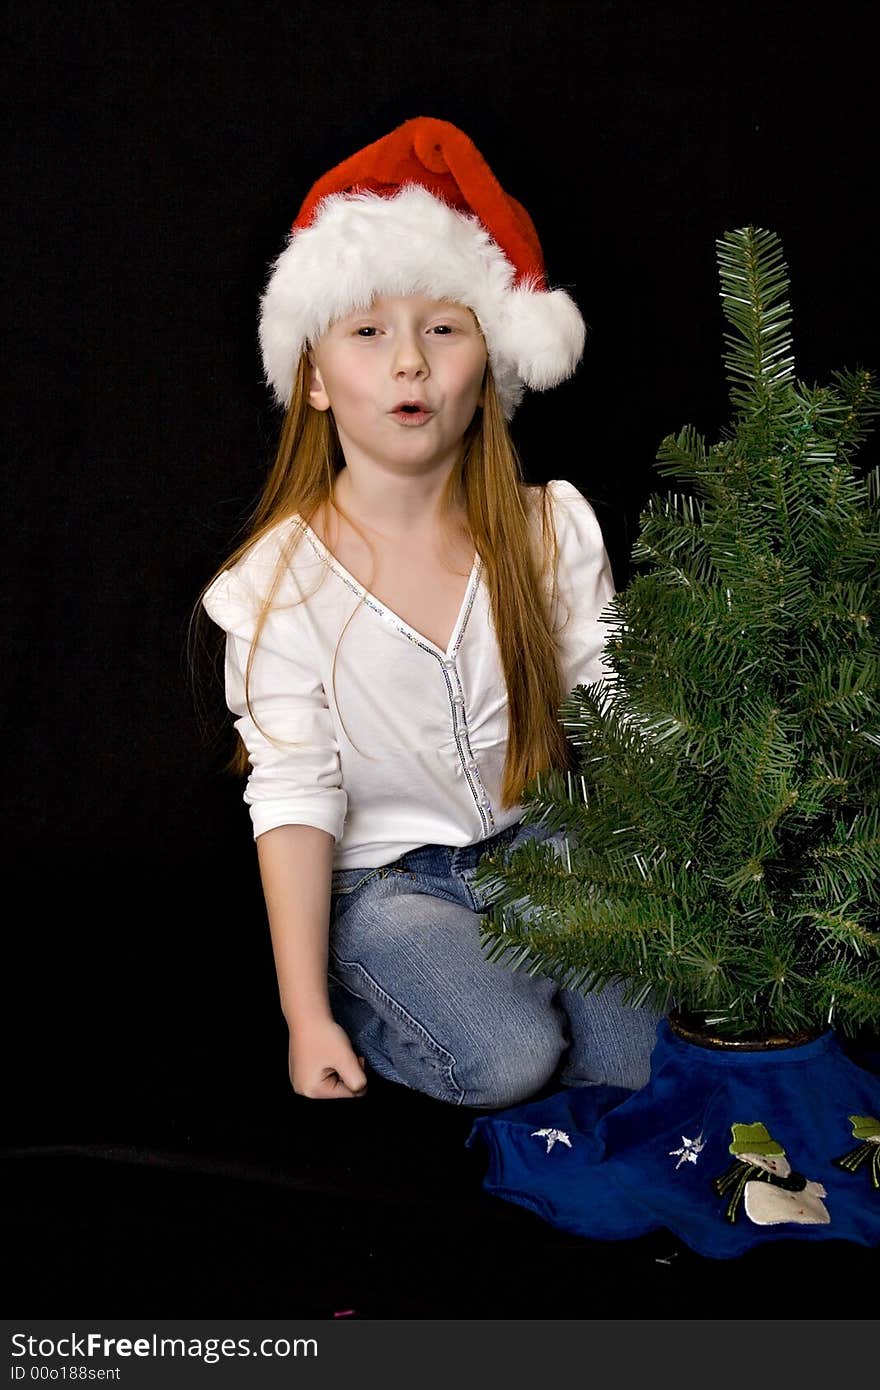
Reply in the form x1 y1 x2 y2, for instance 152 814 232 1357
200 117 661 1107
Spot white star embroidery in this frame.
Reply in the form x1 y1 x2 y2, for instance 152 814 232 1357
669 1133 705 1169
531 1127 573 1153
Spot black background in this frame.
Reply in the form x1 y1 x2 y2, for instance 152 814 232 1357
5 0 878 1316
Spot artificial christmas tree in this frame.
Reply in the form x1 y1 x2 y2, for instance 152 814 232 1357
466 226 880 1255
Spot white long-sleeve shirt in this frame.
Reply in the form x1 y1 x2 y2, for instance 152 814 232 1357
202 477 616 870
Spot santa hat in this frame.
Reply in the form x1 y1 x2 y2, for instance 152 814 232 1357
258 116 586 420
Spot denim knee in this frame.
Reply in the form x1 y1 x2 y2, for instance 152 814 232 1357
456 1027 565 1110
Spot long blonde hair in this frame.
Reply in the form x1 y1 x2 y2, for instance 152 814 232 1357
192 352 575 810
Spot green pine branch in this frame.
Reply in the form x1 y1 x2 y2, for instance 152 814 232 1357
473 226 880 1039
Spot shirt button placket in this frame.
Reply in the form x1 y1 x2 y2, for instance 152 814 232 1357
442 656 490 833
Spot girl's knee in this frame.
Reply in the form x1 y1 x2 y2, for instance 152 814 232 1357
457 1029 564 1110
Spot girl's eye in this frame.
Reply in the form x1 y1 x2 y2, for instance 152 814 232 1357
351 323 460 337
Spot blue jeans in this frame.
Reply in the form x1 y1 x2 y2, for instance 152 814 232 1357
328 819 663 1109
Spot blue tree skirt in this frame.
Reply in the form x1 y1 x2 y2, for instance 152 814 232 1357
465 1020 880 1258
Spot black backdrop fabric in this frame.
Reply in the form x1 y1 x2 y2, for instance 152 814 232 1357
5 0 879 1318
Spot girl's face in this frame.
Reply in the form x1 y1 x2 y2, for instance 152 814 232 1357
307 294 488 474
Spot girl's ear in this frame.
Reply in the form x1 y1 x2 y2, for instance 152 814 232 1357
307 353 331 412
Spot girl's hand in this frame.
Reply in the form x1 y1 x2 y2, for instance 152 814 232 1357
288 1017 369 1099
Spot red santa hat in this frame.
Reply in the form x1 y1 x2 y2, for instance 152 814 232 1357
258 116 586 420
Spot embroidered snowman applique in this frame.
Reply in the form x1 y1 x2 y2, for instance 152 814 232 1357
712 1121 830 1226
833 1114 880 1192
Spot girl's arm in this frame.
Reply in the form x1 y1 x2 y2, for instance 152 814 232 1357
256 822 336 1025
202 564 363 1094
256 822 369 1099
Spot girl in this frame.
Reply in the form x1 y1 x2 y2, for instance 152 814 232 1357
200 117 661 1107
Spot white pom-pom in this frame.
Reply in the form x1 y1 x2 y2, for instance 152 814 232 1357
495 287 586 390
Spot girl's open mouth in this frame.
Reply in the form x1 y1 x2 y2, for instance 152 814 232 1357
389 402 434 426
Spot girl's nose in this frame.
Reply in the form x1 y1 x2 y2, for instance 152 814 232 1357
391 333 429 379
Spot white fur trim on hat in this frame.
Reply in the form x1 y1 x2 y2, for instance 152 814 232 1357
258 185 585 420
